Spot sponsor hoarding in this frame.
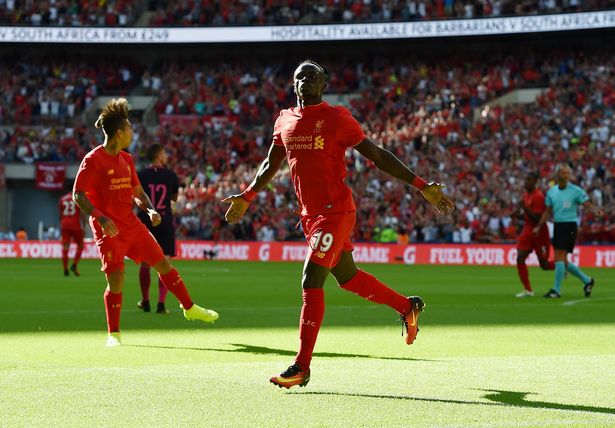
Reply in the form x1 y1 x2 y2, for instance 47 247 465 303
1 12 614 43
1 240 613 268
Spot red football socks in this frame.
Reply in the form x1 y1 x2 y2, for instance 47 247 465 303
517 261 532 292
73 246 83 267
158 278 168 304
139 264 151 301
340 269 410 316
295 288 325 372
62 249 69 270
158 268 193 309
104 290 122 333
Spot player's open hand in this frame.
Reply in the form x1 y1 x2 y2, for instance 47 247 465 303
221 194 250 224
148 209 162 227
421 182 455 214
98 216 119 238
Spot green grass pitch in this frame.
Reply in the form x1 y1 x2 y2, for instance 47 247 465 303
1 258 614 427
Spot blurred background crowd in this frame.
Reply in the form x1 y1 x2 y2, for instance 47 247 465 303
2 0 614 27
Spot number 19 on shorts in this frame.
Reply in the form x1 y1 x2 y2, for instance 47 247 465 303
310 230 334 253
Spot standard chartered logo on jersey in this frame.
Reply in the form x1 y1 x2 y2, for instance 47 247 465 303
284 134 325 150
109 176 132 190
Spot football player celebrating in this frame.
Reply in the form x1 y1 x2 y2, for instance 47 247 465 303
73 98 218 346
223 61 454 388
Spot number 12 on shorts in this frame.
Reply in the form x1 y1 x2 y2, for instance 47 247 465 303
310 230 334 252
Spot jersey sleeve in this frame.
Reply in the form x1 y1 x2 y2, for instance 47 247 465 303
532 191 546 213
336 107 366 148
272 111 284 146
545 189 553 207
73 155 94 193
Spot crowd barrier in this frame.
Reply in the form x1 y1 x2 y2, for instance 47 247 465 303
1 240 613 267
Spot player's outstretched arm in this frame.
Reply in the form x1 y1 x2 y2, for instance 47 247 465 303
354 137 455 214
222 143 286 224
133 185 161 226
73 191 119 237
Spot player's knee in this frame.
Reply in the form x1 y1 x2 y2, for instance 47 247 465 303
516 255 525 264
332 265 358 285
105 269 124 292
152 257 172 275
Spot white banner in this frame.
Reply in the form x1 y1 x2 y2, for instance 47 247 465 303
1 11 614 43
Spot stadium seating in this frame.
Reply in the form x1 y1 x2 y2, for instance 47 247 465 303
0 51 612 244
0 0 142 26
2 1 613 28
147 0 615 27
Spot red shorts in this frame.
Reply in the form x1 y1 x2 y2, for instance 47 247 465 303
90 219 164 274
301 211 355 268
61 228 84 246
517 230 551 260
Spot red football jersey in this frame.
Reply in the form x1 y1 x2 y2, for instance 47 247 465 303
522 188 549 233
272 102 365 216
59 192 82 231
74 146 142 231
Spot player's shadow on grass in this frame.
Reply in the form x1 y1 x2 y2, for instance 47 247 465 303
481 389 615 415
127 343 440 362
297 390 615 415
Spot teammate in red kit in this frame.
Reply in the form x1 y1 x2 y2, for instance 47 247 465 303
59 190 86 276
223 61 455 388
73 98 218 347
515 172 555 298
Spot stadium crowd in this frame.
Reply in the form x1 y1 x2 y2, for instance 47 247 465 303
0 57 139 127
0 0 142 26
1 1 613 27
0 50 613 244
147 0 615 26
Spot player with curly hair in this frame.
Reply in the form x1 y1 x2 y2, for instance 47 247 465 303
73 98 218 346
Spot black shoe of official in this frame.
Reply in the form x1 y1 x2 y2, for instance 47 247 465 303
583 278 595 298
156 302 170 314
543 289 561 298
137 300 151 312
64 269 69 276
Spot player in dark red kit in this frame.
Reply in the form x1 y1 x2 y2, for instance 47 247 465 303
223 61 454 388
59 190 86 276
136 144 179 314
73 98 218 347
515 172 555 297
